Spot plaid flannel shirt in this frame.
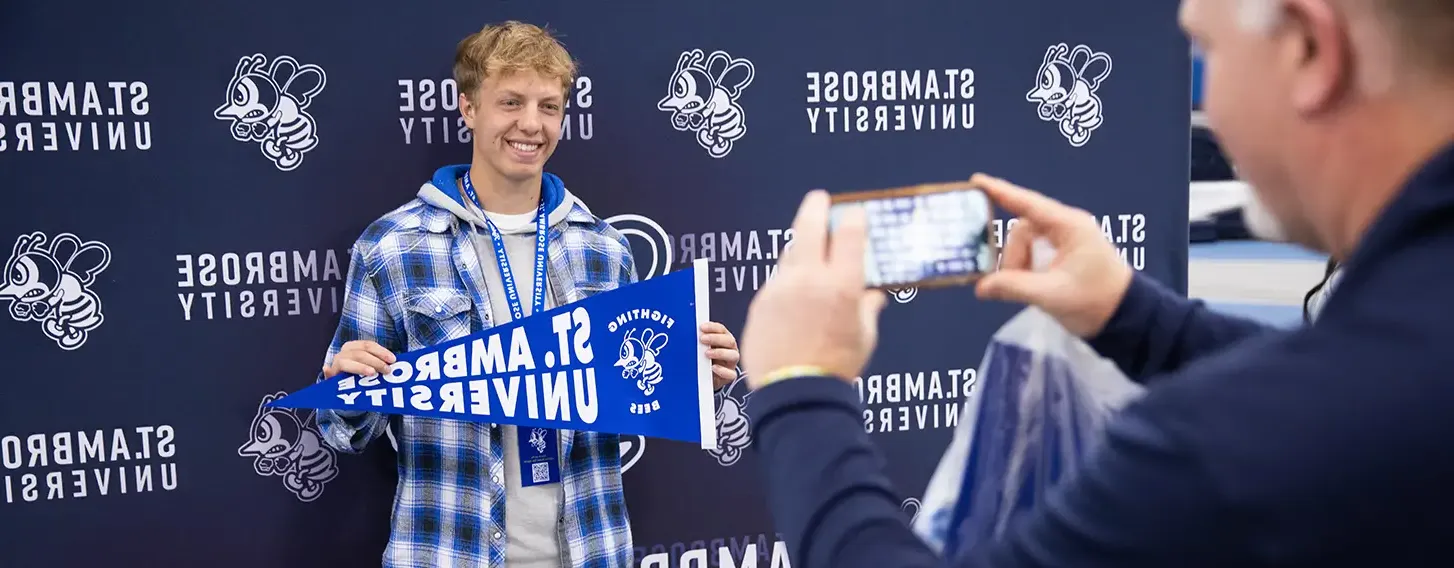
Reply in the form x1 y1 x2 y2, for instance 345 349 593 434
316 195 637 568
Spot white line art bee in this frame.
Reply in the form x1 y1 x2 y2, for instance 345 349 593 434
707 369 754 466
528 428 549 454
1026 43 1113 147
658 49 755 158
0 232 110 350
214 53 327 171
615 327 669 396
890 288 919 304
238 392 339 502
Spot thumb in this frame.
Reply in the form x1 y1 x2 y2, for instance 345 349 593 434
975 271 1059 306
859 290 888 333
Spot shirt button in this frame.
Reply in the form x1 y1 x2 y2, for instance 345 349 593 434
492 474 501 484
436 306 443 313
493 532 502 539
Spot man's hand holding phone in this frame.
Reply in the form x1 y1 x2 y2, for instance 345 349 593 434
739 173 1136 390
970 174 1132 338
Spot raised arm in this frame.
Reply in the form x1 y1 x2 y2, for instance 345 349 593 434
1086 272 1276 382
749 373 1238 568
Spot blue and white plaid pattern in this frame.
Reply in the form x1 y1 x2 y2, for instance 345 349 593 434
316 196 637 568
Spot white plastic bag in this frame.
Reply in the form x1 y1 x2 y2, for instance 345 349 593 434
910 244 1146 559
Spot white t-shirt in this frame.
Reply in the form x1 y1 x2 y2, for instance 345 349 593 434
479 208 564 568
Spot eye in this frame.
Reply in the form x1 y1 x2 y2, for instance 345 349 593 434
9 262 25 283
1040 71 1053 88
254 417 277 442
674 76 690 97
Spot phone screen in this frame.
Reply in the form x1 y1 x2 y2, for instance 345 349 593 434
828 182 996 290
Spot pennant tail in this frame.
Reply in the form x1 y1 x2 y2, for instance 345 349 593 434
692 257 718 450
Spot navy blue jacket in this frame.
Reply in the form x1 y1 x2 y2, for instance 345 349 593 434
748 142 1454 567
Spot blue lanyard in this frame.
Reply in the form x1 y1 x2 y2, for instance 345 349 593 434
462 171 561 489
461 171 548 320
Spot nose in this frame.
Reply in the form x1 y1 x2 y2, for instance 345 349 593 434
517 106 544 135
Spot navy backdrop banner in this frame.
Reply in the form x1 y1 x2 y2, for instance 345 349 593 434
0 0 1189 566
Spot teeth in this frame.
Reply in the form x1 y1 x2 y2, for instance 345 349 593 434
510 142 541 152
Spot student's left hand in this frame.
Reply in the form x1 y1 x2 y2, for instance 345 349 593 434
700 321 741 390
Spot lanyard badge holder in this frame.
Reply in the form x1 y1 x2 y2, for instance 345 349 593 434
462 171 561 487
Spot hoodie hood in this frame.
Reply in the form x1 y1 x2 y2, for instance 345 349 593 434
417 164 582 234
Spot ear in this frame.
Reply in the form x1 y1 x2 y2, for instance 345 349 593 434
1283 0 1352 114
460 90 478 129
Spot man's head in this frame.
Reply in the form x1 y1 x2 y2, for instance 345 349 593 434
455 21 577 186
1182 0 1454 255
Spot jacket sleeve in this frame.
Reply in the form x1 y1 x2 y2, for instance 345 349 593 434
620 242 640 286
1087 272 1276 383
315 243 401 454
748 377 1236 568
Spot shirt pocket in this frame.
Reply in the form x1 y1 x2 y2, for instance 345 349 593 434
572 281 620 300
403 289 474 350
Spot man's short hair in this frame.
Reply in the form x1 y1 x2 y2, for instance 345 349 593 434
1372 0 1454 73
454 21 578 100
1242 0 1454 75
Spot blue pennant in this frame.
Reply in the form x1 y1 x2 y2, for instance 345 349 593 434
269 259 718 449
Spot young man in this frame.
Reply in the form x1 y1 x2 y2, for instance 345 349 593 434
316 21 741 568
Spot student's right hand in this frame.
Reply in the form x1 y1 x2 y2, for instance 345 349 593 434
323 340 397 377
971 174 1134 338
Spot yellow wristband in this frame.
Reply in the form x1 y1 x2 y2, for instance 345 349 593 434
757 365 836 388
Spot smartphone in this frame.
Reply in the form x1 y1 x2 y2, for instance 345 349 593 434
828 181 997 290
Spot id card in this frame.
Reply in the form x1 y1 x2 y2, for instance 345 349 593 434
829 181 998 290
517 427 561 487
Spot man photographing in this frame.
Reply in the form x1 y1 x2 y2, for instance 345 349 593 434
741 0 1454 566
315 21 741 568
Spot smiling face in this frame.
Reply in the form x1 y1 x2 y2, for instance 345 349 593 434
453 21 578 189
461 69 566 184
